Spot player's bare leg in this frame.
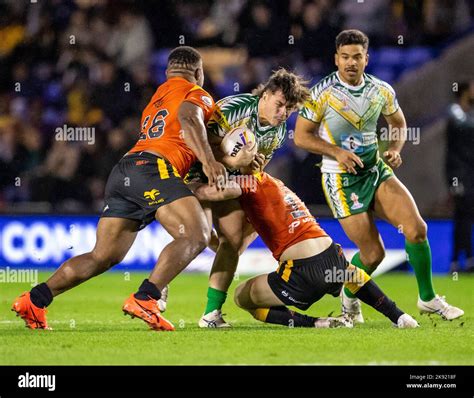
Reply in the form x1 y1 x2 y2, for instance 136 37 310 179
339 211 386 270
149 195 210 287
199 199 257 328
374 176 464 320
12 217 139 329
343 264 418 328
234 275 351 328
47 218 140 296
210 201 257 291
234 265 418 329
337 211 385 323
157 201 214 313
123 195 210 331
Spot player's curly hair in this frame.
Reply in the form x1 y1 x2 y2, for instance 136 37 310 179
167 46 202 70
253 68 310 108
336 29 369 50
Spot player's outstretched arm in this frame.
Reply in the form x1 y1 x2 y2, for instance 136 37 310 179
178 101 227 186
188 181 242 202
382 108 407 169
295 116 364 174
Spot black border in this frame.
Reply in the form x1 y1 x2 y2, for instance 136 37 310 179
0 365 471 395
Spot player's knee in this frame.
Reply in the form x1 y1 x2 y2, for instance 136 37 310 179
233 285 243 308
217 237 240 257
91 250 122 272
217 230 244 253
404 220 427 243
233 283 247 309
208 229 219 252
237 232 257 256
188 226 211 253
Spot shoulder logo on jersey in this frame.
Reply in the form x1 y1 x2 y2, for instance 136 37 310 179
201 95 213 107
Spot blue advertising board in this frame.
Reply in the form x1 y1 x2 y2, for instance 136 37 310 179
0 215 464 274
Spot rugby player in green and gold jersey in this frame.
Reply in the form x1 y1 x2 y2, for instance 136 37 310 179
186 69 310 327
295 29 463 322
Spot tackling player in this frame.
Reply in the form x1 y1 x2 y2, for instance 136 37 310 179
12 46 227 331
191 172 419 329
294 30 463 322
186 69 310 327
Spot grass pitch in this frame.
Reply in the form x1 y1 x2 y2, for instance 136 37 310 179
0 271 472 365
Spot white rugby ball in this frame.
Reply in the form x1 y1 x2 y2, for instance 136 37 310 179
220 127 256 157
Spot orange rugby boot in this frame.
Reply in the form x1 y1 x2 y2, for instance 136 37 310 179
122 294 175 331
12 292 51 330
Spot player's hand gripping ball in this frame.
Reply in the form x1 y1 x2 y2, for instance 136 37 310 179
220 126 256 157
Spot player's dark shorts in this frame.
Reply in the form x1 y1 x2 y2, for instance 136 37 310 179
101 152 193 230
267 242 349 310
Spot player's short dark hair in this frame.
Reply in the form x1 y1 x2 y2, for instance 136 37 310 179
167 46 202 70
336 29 369 51
253 68 310 108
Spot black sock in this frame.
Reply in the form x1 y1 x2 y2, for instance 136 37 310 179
30 283 53 308
266 306 317 327
355 280 403 323
134 279 161 301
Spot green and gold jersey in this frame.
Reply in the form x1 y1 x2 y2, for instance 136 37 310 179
299 72 399 173
208 93 286 160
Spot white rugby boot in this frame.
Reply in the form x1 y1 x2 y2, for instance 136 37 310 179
417 295 464 320
396 313 419 328
198 309 232 328
341 289 364 323
314 316 354 328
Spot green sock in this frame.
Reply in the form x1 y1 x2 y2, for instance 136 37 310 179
405 239 435 301
344 252 373 299
204 287 227 315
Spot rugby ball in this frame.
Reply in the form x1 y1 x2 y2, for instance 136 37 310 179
220 127 256 157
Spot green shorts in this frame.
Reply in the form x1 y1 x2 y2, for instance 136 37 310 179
321 158 394 219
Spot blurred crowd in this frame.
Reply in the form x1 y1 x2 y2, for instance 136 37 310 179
0 0 473 212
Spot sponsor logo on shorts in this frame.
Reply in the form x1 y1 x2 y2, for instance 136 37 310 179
102 204 109 213
281 290 308 305
136 160 149 166
350 192 364 210
144 189 164 206
144 189 160 200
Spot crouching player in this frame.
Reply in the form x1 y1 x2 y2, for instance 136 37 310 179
191 172 419 328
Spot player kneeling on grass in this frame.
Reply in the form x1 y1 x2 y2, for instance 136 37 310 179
191 172 419 328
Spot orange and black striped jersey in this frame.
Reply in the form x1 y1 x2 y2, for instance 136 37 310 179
129 77 215 177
